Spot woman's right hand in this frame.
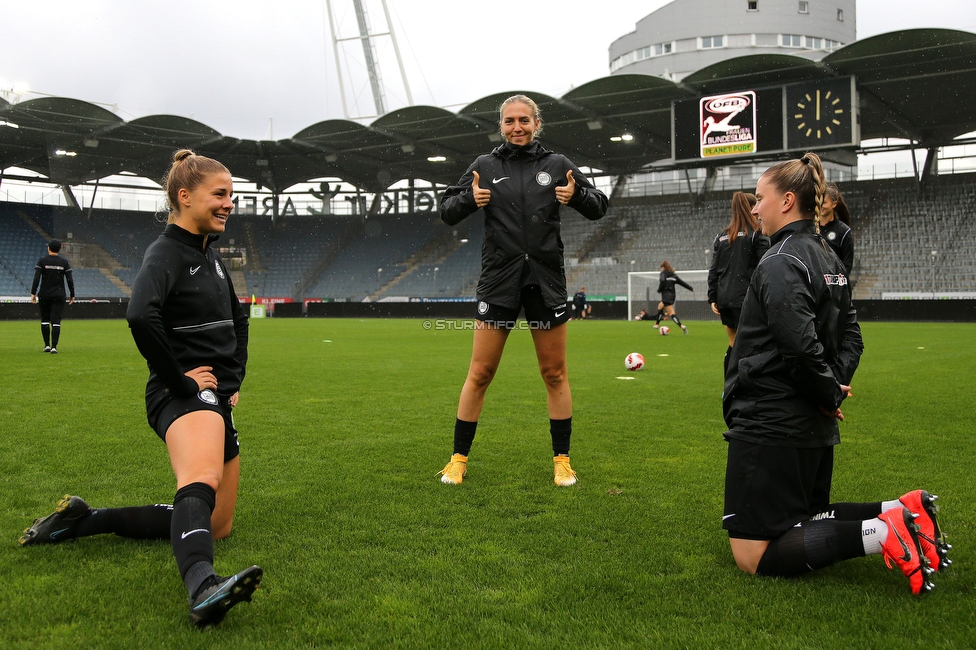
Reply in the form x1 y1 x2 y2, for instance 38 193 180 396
471 171 491 208
710 302 720 316
185 366 218 391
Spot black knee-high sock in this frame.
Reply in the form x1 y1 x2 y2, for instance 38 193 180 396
723 346 732 376
51 323 61 348
655 310 665 325
74 504 172 539
551 417 572 456
756 520 865 577
810 502 883 521
171 483 216 597
453 418 477 456
670 313 683 327
41 323 51 346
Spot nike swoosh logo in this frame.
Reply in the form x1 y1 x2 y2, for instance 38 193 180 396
492 176 510 183
190 266 201 275
181 528 209 539
891 526 911 561
49 527 70 539
554 311 565 318
722 514 735 520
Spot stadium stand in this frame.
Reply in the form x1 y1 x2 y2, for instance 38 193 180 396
247 216 354 298
3 171 974 303
567 174 976 300
851 175 976 296
0 204 49 295
310 213 444 301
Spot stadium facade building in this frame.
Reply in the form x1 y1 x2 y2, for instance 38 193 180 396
609 0 856 81
609 0 859 190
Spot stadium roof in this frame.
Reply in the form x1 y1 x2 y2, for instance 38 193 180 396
1 28 974 193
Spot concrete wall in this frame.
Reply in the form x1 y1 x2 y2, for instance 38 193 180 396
608 0 857 80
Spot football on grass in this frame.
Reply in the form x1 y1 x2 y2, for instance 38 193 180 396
625 352 645 371
659 326 671 336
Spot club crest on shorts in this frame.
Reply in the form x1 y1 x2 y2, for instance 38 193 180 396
478 301 489 315
214 261 226 279
198 389 218 405
536 171 552 186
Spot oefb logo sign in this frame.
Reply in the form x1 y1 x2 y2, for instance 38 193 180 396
699 91 757 158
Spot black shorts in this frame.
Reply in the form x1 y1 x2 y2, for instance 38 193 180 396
38 297 66 324
719 307 741 330
722 439 833 540
146 387 240 463
475 285 570 329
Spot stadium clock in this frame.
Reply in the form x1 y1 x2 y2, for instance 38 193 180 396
786 77 856 150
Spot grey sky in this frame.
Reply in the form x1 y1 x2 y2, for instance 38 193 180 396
1 0 973 141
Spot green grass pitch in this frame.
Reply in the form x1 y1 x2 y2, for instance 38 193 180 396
0 317 973 648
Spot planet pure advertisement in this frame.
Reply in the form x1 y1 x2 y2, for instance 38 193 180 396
699 91 757 158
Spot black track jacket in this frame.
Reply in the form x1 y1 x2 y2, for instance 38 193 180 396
820 218 854 276
723 220 863 448
657 271 693 304
707 230 769 309
31 254 75 299
440 140 608 309
126 224 248 399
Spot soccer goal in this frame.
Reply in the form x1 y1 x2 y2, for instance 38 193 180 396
627 269 709 320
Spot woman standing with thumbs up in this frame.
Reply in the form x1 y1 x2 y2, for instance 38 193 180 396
438 94 608 487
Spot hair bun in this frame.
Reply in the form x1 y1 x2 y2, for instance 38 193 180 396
173 149 195 163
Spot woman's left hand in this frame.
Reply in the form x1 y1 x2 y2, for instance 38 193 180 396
555 170 576 205
229 391 239 407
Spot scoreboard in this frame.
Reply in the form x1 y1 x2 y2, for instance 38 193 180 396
672 76 858 163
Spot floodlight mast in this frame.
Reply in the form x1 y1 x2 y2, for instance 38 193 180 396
325 0 414 119
353 0 386 116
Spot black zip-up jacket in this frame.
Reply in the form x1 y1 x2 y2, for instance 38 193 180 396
657 271 693 304
440 140 608 309
819 218 854 276
723 220 863 448
707 229 769 309
31 254 75 299
126 224 248 399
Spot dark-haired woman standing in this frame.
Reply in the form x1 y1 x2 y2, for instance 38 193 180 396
19 150 261 628
707 192 768 350
818 182 854 276
722 152 948 594
437 94 608 487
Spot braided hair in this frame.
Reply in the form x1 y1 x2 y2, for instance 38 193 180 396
760 152 827 236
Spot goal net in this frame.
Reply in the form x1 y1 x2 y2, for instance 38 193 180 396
627 269 709 320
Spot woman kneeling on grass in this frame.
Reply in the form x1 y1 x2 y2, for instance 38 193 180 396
19 149 261 628
722 152 950 594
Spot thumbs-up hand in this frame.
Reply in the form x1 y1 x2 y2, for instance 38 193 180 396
471 170 491 207
555 169 576 205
